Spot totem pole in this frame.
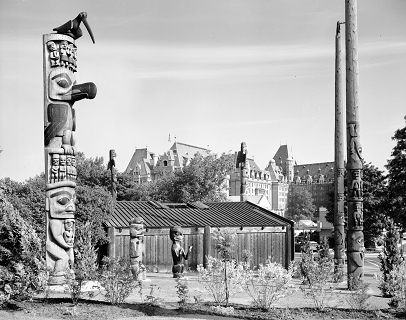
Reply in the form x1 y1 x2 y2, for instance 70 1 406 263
107 149 117 199
345 0 364 287
129 217 146 280
43 12 96 285
334 21 346 280
236 142 249 202
170 226 193 278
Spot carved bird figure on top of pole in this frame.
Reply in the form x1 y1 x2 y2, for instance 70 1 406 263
53 12 95 43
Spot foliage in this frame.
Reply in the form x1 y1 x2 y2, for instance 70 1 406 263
212 229 237 306
175 276 190 307
386 261 406 308
98 256 138 305
386 121 406 230
377 218 404 297
286 188 316 222
299 234 337 311
64 222 100 305
138 283 163 305
197 257 244 306
0 192 47 305
75 152 110 188
75 185 112 247
344 276 371 310
118 153 234 203
241 261 296 310
0 175 46 246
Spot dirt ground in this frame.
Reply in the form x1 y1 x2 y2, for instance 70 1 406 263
0 271 402 320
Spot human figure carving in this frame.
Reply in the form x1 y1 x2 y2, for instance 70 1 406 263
170 226 192 278
351 170 363 198
129 217 146 280
51 153 60 183
47 41 60 67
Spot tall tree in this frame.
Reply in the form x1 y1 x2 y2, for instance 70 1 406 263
386 121 406 230
286 189 316 223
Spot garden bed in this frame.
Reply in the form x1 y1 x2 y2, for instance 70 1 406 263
1 298 405 320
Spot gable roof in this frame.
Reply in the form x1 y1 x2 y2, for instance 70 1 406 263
169 142 210 167
108 200 293 229
125 148 154 174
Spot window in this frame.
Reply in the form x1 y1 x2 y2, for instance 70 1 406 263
163 160 168 166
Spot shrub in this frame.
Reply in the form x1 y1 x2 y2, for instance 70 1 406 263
175 276 190 307
98 256 138 305
378 218 403 297
64 222 99 305
376 260 406 308
344 276 371 310
299 235 337 311
241 261 296 310
197 256 244 305
0 192 47 306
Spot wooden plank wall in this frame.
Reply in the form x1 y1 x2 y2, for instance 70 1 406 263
113 229 288 271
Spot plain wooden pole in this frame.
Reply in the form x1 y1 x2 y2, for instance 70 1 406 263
334 21 346 280
345 0 364 288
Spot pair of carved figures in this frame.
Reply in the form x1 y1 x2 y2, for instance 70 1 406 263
44 13 96 285
129 217 146 281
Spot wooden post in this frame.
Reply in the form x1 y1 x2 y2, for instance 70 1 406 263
345 0 364 287
236 142 248 202
107 227 116 258
203 226 211 268
107 149 117 199
334 21 346 280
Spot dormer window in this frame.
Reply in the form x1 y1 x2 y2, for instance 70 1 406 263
163 160 168 167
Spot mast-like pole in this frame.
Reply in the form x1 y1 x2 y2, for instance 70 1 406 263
345 0 364 288
334 21 346 280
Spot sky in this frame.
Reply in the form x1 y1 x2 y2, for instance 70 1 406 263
0 0 405 182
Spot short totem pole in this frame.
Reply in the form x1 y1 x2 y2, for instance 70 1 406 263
43 12 97 285
107 149 117 199
170 226 193 278
129 217 146 280
236 142 249 202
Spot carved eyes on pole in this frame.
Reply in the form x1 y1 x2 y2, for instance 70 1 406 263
57 196 70 206
57 78 71 89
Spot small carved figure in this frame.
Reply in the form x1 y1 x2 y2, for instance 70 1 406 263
317 168 325 184
129 217 146 280
59 40 70 67
351 170 363 198
348 123 363 168
71 156 77 180
353 202 363 227
51 153 60 183
47 41 60 67
63 219 75 245
59 155 67 181
170 226 192 278
66 155 72 180
71 47 77 72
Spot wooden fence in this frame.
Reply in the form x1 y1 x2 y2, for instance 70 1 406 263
108 226 293 272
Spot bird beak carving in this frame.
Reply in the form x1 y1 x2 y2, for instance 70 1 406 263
81 15 95 44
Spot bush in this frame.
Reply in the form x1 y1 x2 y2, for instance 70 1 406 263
98 256 138 305
0 192 47 306
376 261 406 308
175 276 190 307
378 218 404 297
344 276 371 310
241 261 296 310
197 256 244 305
299 235 337 310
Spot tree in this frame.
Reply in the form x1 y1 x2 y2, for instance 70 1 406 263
286 188 316 222
386 121 406 230
166 153 234 203
76 152 110 189
117 152 234 203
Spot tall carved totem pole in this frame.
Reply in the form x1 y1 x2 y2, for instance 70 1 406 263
334 21 346 279
43 12 97 285
236 142 249 202
345 0 364 286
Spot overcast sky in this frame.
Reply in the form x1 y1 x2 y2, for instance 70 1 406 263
0 0 405 182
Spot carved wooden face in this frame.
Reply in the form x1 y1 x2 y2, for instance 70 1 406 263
60 155 66 166
47 41 57 51
170 226 183 242
48 187 76 219
48 68 76 101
